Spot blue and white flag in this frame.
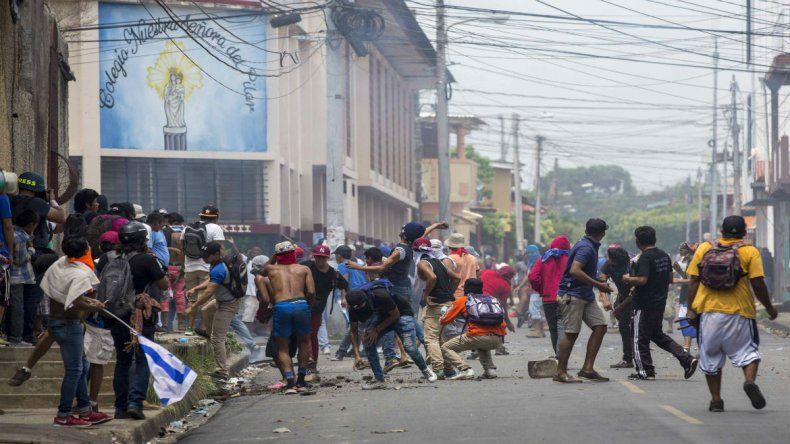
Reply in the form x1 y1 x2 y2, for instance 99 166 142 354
138 335 197 406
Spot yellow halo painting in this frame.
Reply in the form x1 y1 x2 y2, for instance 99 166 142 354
147 40 203 130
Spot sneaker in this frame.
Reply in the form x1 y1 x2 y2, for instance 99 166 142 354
321 347 332 355
422 368 438 383
54 415 91 427
8 367 32 386
709 399 725 412
450 368 475 380
628 373 655 381
284 387 298 395
743 381 766 410
295 383 312 393
434 370 446 380
330 355 343 361
9 341 33 347
361 380 387 390
127 408 145 420
495 347 510 356
184 328 194 336
383 360 400 374
684 358 698 380
483 368 498 379
552 373 583 383
610 361 634 369
577 370 609 382
79 411 113 425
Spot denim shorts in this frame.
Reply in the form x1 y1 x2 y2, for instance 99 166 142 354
272 299 311 338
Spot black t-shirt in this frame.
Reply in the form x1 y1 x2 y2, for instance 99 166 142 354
349 288 396 323
306 262 349 314
632 248 672 311
601 261 632 305
421 256 454 303
128 252 166 294
10 195 52 250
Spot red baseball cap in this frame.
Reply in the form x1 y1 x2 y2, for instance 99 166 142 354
412 237 432 252
312 244 330 257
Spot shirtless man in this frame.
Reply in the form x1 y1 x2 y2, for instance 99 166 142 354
263 241 315 394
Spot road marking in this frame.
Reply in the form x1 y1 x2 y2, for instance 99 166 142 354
619 380 645 394
660 405 704 425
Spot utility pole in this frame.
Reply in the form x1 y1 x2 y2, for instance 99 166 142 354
731 76 742 214
534 136 544 246
325 3 345 251
498 114 507 161
709 37 719 236
697 167 703 242
435 0 451 230
512 114 524 253
722 143 728 214
747 0 755 179
685 175 692 241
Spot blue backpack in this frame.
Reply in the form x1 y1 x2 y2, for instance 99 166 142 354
465 293 505 326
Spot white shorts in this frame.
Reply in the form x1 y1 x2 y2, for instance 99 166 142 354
698 312 761 375
84 324 115 365
529 294 544 320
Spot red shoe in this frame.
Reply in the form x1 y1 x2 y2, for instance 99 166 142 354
53 415 91 427
80 411 113 425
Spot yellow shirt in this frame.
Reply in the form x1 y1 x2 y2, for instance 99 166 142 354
686 238 764 319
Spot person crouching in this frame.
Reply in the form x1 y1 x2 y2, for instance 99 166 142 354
440 278 507 380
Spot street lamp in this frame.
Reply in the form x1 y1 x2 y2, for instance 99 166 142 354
435 3 509 232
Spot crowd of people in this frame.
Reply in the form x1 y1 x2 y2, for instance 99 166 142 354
0 170 780 427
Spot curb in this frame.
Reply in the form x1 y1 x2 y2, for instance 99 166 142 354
108 351 250 444
759 318 790 336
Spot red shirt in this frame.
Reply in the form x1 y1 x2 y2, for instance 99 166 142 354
481 269 511 307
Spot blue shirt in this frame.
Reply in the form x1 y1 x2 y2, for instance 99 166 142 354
338 262 368 290
147 230 170 265
0 194 11 258
558 235 601 301
209 262 235 303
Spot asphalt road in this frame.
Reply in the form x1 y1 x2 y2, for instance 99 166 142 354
180 323 790 444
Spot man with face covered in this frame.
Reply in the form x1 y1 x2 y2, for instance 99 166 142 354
346 284 437 389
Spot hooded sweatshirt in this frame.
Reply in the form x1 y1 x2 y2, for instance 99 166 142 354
528 235 570 303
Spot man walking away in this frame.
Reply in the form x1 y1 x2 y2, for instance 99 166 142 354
263 242 315 394
686 215 779 412
620 226 697 381
181 205 225 335
441 278 507 379
186 242 240 380
40 237 111 426
304 244 348 373
554 219 613 383
528 235 570 357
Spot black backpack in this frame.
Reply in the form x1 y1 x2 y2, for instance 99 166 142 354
182 221 207 259
223 253 248 299
96 253 137 318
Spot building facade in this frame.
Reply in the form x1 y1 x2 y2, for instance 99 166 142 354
66 0 437 251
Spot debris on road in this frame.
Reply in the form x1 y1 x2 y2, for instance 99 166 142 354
528 359 558 379
372 429 407 434
273 427 291 434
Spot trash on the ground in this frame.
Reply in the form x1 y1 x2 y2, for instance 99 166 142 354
198 399 218 407
372 429 406 434
169 420 184 431
528 359 558 379
273 427 291 434
300 390 317 396
192 408 208 415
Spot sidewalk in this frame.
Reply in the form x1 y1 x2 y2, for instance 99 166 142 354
0 334 250 444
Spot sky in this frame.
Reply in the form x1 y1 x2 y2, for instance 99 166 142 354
407 0 790 193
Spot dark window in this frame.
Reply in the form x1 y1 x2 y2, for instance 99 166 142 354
101 157 265 223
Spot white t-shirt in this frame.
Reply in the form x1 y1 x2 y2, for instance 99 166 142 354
183 223 225 273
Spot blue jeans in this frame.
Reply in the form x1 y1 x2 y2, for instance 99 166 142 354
110 322 152 413
49 319 91 417
364 315 428 381
9 283 42 343
230 314 255 352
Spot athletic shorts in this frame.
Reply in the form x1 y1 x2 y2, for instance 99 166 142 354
84 324 115 365
184 270 209 303
529 294 544 320
272 299 311 338
677 304 697 338
557 294 607 334
698 312 760 375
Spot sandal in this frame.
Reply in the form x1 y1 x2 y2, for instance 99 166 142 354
553 373 583 383
743 381 766 410
577 370 610 382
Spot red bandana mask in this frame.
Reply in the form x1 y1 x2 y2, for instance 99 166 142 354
276 251 297 265
450 247 467 257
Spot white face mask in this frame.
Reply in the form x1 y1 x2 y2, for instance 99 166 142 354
428 248 446 260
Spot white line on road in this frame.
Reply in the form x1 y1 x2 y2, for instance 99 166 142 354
660 405 704 425
619 380 645 394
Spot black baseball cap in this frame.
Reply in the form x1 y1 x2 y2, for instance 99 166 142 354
585 218 609 235
200 205 219 218
200 241 222 258
721 215 746 238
